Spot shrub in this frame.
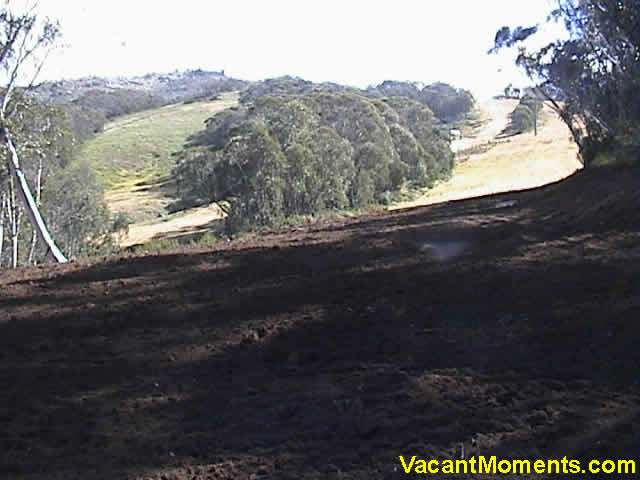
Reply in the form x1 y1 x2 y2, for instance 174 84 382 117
511 104 535 133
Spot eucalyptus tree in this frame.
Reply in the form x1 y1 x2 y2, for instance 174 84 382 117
490 0 640 165
0 1 67 266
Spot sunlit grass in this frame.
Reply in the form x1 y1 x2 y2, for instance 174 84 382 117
391 103 582 210
78 92 239 191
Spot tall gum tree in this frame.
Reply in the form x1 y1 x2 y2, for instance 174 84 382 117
489 1 640 166
0 1 66 265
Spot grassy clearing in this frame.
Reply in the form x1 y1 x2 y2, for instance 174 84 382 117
77 91 238 232
117 202 227 247
391 102 583 210
79 91 239 191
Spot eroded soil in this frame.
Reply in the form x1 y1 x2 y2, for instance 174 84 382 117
1 166 639 479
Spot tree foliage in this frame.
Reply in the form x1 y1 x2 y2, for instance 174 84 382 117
0 92 120 265
174 92 453 234
420 83 476 122
0 3 122 266
511 104 535 132
369 81 475 123
490 0 640 165
507 94 544 134
71 89 166 119
238 76 361 104
239 77 476 124
42 161 118 259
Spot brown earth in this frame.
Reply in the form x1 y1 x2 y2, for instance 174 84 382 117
1 166 640 479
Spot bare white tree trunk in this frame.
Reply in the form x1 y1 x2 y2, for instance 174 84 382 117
2 131 67 263
27 218 38 263
0 192 6 265
0 3 66 266
7 174 21 268
11 227 18 267
27 154 42 264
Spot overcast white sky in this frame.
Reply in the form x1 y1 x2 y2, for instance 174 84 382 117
34 0 566 99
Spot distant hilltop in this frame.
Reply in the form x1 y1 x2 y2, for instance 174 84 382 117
25 72 476 146
32 69 249 105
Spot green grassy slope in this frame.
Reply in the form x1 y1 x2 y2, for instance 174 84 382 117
78 91 239 191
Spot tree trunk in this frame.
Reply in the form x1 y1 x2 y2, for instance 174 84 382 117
0 193 5 265
27 155 43 264
11 225 18 268
3 130 67 263
7 175 20 268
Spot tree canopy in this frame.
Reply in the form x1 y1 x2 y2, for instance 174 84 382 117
0 3 122 266
174 92 454 234
490 0 640 166
239 77 476 124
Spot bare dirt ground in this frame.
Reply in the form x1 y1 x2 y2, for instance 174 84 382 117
1 164 639 479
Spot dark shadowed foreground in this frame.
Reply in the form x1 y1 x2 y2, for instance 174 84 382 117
1 166 639 479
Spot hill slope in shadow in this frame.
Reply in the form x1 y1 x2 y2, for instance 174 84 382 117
0 166 639 479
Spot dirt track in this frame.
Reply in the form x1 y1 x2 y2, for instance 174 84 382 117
450 99 518 153
1 165 639 479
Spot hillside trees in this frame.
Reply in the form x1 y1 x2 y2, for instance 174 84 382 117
490 0 640 165
420 82 476 122
239 77 476 124
174 92 453 234
0 93 68 266
30 70 249 144
62 103 107 143
0 2 67 265
238 76 361 104
54 89 167 144
42 160 122 260
508 95 544 134
511 103 535 133
0 90 118 266
370 81 475 123
0 2 118 267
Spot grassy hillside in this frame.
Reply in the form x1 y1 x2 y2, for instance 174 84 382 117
78 91 239 191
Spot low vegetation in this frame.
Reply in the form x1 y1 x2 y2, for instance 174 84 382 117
174 92 454 234
506 95 544 135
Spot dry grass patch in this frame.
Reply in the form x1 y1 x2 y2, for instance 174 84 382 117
392 101 582 210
